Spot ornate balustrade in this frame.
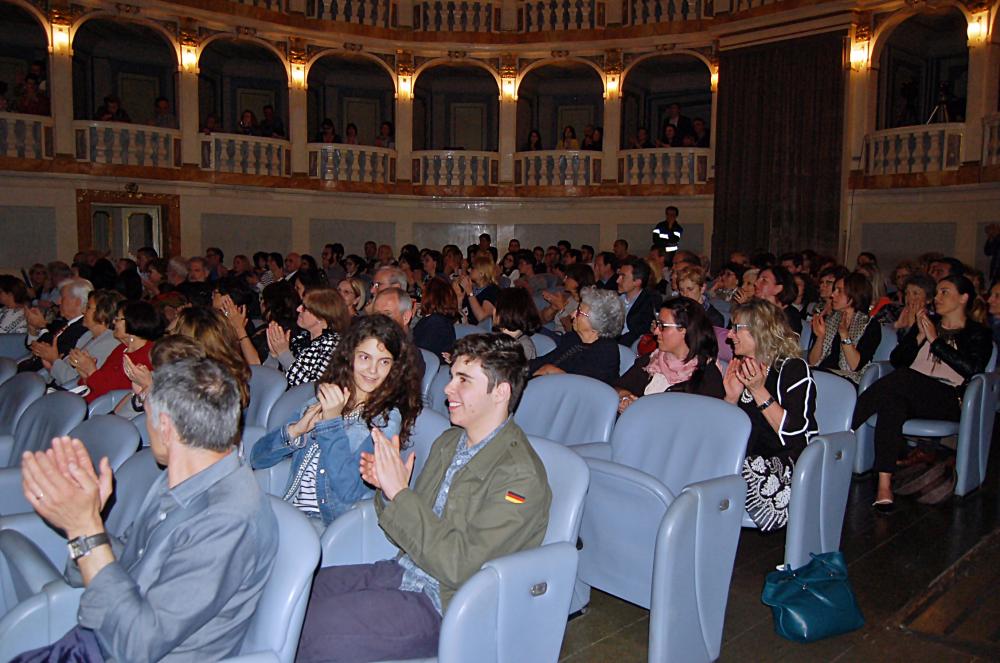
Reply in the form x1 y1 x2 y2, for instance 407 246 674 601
983 114 1000 167
308 143 396 182
412 150 498 186
200 133 290 176
519 0 602 31
74 121 179 167
627 0 708 24
415 1 496 30
307 0 395 25
618 148 709 185
514 150 601 186
731 0 779 12
863 124 964 176
0 112 52 160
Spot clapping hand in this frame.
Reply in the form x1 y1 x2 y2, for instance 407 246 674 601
722 358 744 403
810 311 826 340
219 295 248 333
916 309 937 344
360 427 414 500
317 383 350 420
287 403 323 438
123 353 151 392
736 357 767 392
266 322 291 356
21 437 113 537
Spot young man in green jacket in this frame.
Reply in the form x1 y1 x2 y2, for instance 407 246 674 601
297 333 552 663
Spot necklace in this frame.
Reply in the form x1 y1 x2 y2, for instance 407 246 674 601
739 364 771 404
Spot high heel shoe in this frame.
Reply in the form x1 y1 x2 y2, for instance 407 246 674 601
872 498 895 514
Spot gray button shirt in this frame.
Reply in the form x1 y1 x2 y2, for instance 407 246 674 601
73 452 279 663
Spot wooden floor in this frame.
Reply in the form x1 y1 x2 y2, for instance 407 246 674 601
560 441 1000 662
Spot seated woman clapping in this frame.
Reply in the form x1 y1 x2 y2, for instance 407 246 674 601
250 314 423 529
851 275 993 512
807 272 880 384
725 299 818 532
615 297 724 413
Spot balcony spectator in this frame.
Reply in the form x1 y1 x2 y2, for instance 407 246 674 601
629 126 653 149
237 109 258 136
201 113 219 134
316 118 341 143
556 125 579 150
258 104 285 138
152 96 177 129
16 61 47 95
375 121 395 149
524 128 543 151
664 102 693 140
0 82 8 111
582 125 603 151
657 124 681 148
14 74 49 116
95 95 130 123
344 122 360 145
692 117 710 147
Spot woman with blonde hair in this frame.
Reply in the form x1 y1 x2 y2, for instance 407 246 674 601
725 298 818 532
675 266 725 328
453 254 500 325
337 277 367 317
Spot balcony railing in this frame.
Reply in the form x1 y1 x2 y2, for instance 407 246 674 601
984 114 1000 167
0 112 52 160
618 148 710 185
864 124 964 176
731 0 777 12
308 143 396 182
308 0 394 25
514 150 601 186
233 0 286 11
412 150 498 186
416 1 496 30
74 121 180 167
627 0 708 24
200 133 290 176
519 0 602 31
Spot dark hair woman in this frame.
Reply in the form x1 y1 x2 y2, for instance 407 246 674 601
77 300 165 403
0 274 30 334
413 276 459 362
616 297 724 412
251 314 423 527
852 274 993 512
493 287 542 360
807 272 879 384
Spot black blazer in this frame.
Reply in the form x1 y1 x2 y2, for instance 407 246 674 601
890 320 993 394
618 289 658 347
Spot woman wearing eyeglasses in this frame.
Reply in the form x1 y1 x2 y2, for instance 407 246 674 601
266 287 350 387
530 286 624 386
725 298 818 532
615 297 724 413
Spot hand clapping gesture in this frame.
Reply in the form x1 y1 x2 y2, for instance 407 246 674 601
359 427 414 500
317 383 350 420
266 322 291 357
722 358 744 404
916 309 937 344
21 437 113 537
287 403 323 439
810 311 826 340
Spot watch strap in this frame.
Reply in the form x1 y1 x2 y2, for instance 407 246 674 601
68 532 110 560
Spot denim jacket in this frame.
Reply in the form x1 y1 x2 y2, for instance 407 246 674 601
250 400 401 525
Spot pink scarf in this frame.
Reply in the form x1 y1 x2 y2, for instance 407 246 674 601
643 349 698 392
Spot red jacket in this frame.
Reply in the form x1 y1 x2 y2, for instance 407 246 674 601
81 342 152 403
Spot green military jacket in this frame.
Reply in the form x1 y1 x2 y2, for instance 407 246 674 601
375 418 552 613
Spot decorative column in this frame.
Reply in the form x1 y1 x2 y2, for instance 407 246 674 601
177 32 201 167
500 0 518 31
47 10 74 158
963 10 997 164
840 22 873 260
601 49 622 183
289 46 309 176
395 50 414 183
709 58 719 179
498 54 518 184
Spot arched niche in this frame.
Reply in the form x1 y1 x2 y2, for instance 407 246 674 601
307 53 395 144
0 2 49 113
71 17 177 125
413 63 499 151
876 7 968 129
199 38 289 137
516 61 603 150
620 54 711 149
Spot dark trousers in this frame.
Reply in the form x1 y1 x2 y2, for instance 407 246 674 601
851 368 962 474
11 625 104 662
297 559 441 663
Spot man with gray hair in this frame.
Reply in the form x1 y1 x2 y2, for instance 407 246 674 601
372 286 425 376
21 277 93 372
15 357 278 662
369 266 409 305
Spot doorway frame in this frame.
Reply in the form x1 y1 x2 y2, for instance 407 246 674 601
76 189 181 257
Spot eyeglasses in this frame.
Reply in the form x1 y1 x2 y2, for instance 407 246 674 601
651 321 683 331
573 308 590 318
113 316 125 323
732 323 752 332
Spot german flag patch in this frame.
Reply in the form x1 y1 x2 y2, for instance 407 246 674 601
504 491 526 504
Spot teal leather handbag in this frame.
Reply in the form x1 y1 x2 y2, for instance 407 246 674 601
761 551 865 643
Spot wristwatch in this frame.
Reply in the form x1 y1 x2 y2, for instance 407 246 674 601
68 533 110 561
841 338 853 345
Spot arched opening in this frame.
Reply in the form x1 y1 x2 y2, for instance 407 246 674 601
0 2 49 115
413 63 498 151
516 61 604 150
307 54 395 145
621 54 711 149
877 8 968 129
71 18 177 125
199 39 288 137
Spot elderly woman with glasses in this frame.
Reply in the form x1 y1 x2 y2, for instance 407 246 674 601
529 286 624 385
616 297 724 413
725 298 818 532
266 287 350 387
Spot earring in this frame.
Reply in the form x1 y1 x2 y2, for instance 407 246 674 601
128 335 134 345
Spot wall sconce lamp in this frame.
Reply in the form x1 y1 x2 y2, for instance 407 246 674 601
290 62 306 89
710 67 719 92
51 23 71 55
397 74 413 100
501 77 517 101
967 12 989 46
604 74 620 100
849 39 869 71
181 44 199 74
